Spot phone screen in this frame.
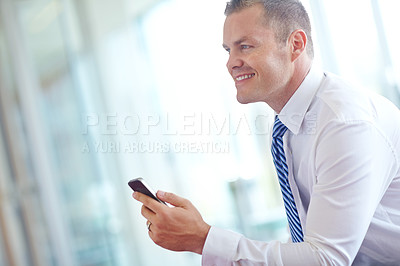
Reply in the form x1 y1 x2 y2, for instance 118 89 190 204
128 178 166 205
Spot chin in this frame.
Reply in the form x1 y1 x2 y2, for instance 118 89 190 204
237 98 250 104
236 94 253 104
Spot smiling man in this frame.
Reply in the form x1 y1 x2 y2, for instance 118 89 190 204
133 0 400 265
222 1 311 111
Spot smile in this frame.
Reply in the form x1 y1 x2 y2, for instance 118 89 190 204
236 73 255 81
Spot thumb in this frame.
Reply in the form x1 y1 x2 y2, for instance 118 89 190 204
157 190 188 207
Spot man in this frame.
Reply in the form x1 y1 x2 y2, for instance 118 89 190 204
133 0 400 265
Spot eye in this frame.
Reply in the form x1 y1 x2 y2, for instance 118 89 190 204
225 48 231 54
241 45 251 50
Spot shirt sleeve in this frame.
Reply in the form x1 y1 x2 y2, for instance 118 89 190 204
202 226 323 265
201 227 241 265
305 120 397 263
202 120 397 265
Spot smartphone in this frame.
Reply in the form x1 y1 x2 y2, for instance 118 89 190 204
128 177 166 205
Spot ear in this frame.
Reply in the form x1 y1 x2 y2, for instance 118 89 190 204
288 29 307 62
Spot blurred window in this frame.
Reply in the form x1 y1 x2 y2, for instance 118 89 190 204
0 0 399 265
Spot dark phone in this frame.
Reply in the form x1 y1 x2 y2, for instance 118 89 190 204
128 177 166 205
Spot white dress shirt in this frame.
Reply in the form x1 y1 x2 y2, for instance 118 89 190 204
202 66 400 265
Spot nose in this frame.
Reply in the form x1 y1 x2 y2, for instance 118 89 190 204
226 51 243 73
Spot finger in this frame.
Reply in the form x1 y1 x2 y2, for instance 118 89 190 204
141 205 156 221
156 191 190 208
147 221 155 239
133 192 165 213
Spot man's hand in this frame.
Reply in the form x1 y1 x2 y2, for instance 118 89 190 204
133 190 211 254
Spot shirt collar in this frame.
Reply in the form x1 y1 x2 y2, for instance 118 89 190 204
278 65 324 135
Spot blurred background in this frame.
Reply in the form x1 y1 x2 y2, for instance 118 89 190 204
0 0 399 265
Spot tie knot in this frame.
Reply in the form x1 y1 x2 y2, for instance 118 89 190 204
273 116 288 138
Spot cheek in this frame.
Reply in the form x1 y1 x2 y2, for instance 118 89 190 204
257 61 281 83
259 54 290 82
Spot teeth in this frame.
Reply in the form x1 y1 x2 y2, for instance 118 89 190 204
236 73 255 81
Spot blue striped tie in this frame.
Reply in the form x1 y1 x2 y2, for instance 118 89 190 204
271 116 304 242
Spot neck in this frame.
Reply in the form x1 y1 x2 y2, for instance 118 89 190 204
273 58 312 113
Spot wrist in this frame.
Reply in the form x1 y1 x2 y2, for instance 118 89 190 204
194 223 211 255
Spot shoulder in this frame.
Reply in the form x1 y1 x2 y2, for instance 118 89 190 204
309 73 400 164
313 72 399 124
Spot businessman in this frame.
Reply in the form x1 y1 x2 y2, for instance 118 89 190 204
133 0 400 265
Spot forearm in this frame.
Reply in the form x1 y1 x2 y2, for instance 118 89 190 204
202 227 341 266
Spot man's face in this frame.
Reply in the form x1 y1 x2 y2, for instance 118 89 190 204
223 4 292 105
